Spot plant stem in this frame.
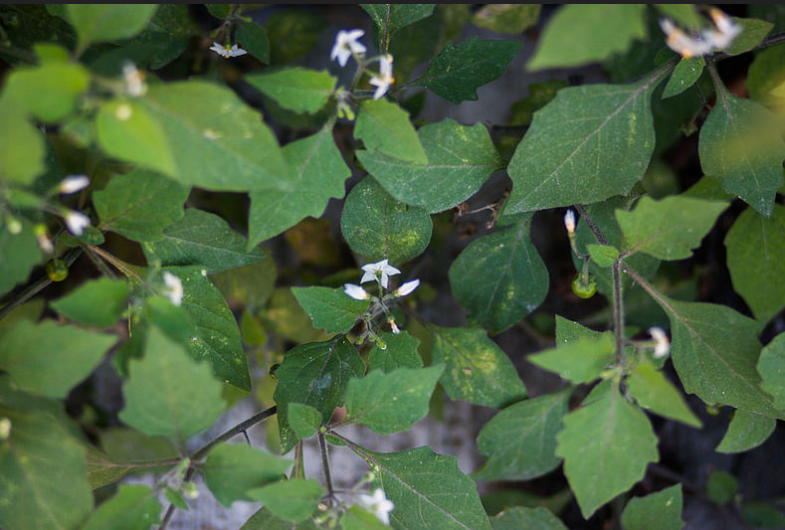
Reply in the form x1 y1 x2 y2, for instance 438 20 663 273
318 431 336 506
190 406 277 462
381 4 391 55
612 261 625 359
81 244 117 280
573 204 608 246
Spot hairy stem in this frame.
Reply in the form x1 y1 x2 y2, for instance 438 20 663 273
190 406 277 462
612 261 625 358
318 431 336 505
573 204 608 246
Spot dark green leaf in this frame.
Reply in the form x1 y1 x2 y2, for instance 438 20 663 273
528 334 615 384
361 4 435 48
210 258 277 312
123 4 197 69
0 221 43 297
50 278 130 327
292 286 369 334
741 501 785 528
413 37 522 104
240 508 320 530
247 479 324 522
621 485 684 530
491 507 568 530
724 17 773 56
716 410 776 453
472 5 541 35
355 99 427 163
267 9 328 65
246 68 336 115
65 4 157 48
757 332 785 410
368 330 423 372
706 471 738 504
662 57 704 99
626 362 702 428
237 20 270 63
288 403 322 440
82 485 161 530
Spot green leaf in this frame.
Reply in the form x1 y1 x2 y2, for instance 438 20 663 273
757 332 785 410
5 61 90 122
144 209 264 274
621 485 684 530
616 195 727 261
472 4 541 35
723 17 773 56
505 69 667 213
248 126 350 248
0 221 43 297
246 68 336 115
274 336 365 453
352 445 492 530
267 9 328 65
654 5 702 29
528 334 615 384
747 43 785 106
431 325 526 408
0 92 46 185
202 443 292 507
527 5 646 70
292 286 369 334
94 168 189 243
50 278 130 327
412 37 522 104
725 205 785 324
341 177 433 265
82 485 161 530
0 320 116 398
288 403 322 440
119 326 226 445
66 4 157 48
662 57 704 99
344 366 444 434
240 508 320 530
355 99 427 164
247 479 324 522
587 244 619 268
474 389 570 481
342 505 393 530
699 91 785 216
237 20 270 63
122 4 198 69
626 362 702 428
706 470 738 504
0 407 93 530
357 119 502 214
556 382 659 518
164 486 188 510
361 4 435 48
368 330 423 373
449 218 548 334
491 507 568 530
716 410 776 453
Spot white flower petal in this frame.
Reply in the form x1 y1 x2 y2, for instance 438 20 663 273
344 283 369 300
331 29 366 67
163 271 184 307
65 210 90 236
395 279 420 297
563 209 576 234
59 175 90 194
649 327 670 358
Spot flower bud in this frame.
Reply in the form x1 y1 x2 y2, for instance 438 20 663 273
564 209 576 235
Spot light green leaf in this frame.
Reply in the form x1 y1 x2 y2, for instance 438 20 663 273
5 62 89 122
757 332 785 410
505 69 667 213
288 403 322 440
491 507 568 530
202 443 292 507
528 334 615 384
662 57 704 99
344 365 444 434
0 221 43 297
706 471 738 504
352 445 492 530
240 508 320 530
431 325 526 408
246 68 335 115
357 119 502 214
0 407 93 530
617 195 727 261
474 389 570 481
237 20 270 63
361 4 435 48
341 177 433 264
472 4 541 35
412 37 522 104
528 5 646 70
247 479 324 522
82 485 161 530
587 244 619 268
724 17 773 56
292 286 369 334
66 4 157 48
144 209 264 274
248 125 350 248
356 100 427 165
0 320 116 398
449 218 548 334
556 382 659 518
0 93 46 185
621 485 684 530
119 326 226 445
699 91 785 216
274 336 365 453
341 505 392 530
626 362 702 428
654 5 702 29
724 205 785 324
50 278 130 328
747 43 785 106
368 330 423 373
94 169 189 243
716 410 776 453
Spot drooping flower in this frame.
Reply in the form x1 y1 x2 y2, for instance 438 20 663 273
344 283 370 301
65 210 90 236
360 259 401 289
370 54 394 100
58 175 90 194
209 41 248 58
394 279 420 298
649 327 670 358
563 209 576 235
163 271 183 307
330 29 367 67
358 488 394 525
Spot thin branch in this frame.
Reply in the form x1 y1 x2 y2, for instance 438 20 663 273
89 246 146 285
612 261 625 358
190 406 277 462
318 431 336 506
574 204 608 246
81 244 118 280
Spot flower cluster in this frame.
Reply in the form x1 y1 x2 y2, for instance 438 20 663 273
358 488 394 525
209 41 247 58
330 29 394 100
660 8 741 58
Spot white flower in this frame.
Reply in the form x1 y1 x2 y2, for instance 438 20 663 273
344 283 370 301
649 327 670 358
709 8 741 41
58 175 90 194
660 19 712 58
209 41 247 58
394 279 420 297
122 62 147 97
330 29 366 67
360 259 401 289
163 271 183 307
563 209 576 235
659 8 740 59
389 318 401 335
358 488 394 525
370 54 394 100
65 210 90 236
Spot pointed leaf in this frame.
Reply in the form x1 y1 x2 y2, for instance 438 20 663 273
0 92 46 185
723 17 773 56
621 485 684 530
292 286 369 334
587 243 619 267
81 485 161 530
491 507 568 530
247 479 324 522
368 330 423 373
757 332 785 410
662 57 704 99
474 389 570 481
449 218 548 334
66 4 157 47
556 383 659 518
288 403 322 440
356 119 502 213
506 68 668 213
355 99 427 163
431 325 526 408
528 334 615 384
699 91 785 216
361 4 435 47
626 362 702 428
240 508 320 530
246 68 336 115
237 20 270 63
50 278 130 328
5 61 90 122
716 410 776 453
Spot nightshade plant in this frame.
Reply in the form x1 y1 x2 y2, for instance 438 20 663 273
2 4 785 530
